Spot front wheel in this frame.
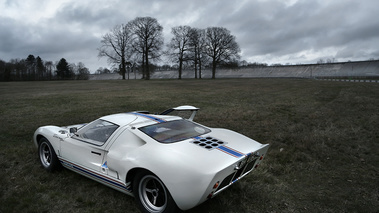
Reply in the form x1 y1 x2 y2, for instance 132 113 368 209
38 137 61 172
133 171 180 213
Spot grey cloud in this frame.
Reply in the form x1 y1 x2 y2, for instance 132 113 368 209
54 3 123 29
0 17 21 53
217 0 379 62
1 0 378 71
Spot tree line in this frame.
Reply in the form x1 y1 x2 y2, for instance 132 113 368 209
98 16 241 80
0 16 241 81
0 55 90 81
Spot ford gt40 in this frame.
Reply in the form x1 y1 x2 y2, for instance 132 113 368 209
33 106 269 213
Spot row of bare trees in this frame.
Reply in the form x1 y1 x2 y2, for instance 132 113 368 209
98 17 163 80
98 16 240 80
167 26 240 79
0 55 90 81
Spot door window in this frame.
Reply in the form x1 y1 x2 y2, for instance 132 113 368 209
75 119 119 146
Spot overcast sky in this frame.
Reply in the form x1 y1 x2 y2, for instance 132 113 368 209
1 0 378 72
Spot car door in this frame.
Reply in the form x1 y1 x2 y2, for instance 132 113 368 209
60 119 119 173
60 137 106 173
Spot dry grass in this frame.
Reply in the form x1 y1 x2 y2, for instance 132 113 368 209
0 79 378 213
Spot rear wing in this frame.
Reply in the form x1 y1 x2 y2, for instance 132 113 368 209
160 105 199 121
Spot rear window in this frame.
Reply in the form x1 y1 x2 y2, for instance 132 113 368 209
139 119 211 143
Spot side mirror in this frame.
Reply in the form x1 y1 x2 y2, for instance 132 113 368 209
69 127 78 134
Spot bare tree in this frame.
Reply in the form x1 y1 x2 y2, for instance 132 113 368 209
129 17 164 80
204 27 240 79
0 59 9 81
75 62 90 80
44 61 53 80
10 58 26 80
168 25 193 79
130 37 146 78
98 24 133 80
189 28 208 79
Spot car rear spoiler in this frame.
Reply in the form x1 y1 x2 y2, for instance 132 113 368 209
160 105 199 121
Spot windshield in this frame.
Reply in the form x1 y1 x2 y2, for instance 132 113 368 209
139 119 211 143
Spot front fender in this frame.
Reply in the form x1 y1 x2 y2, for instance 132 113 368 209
33 126 68 156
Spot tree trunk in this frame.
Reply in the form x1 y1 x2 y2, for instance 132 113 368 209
142 51 145 79
145 48 150 80
178 59 183 79
194 49 198 79
127 65 130 80
121 57 126 80
212 59 216 79
194 63 198 79
199 56 202 79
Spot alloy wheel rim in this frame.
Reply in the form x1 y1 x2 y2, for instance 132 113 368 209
139 175 167 212
40 142 51 167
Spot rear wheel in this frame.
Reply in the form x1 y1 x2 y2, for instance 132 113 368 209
133 171 180 213
38 137 61 172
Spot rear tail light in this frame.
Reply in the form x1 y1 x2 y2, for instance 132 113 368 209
207 192 213 199
260 154 264 160
213 181 220 189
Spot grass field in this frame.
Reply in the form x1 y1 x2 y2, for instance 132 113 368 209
0 79 378 213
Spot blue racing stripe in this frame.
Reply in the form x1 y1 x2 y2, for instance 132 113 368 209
60 159 130 192
73 165 126 190
217 146 244 158
129 112 166 123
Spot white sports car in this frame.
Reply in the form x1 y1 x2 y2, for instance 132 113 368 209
33 106 269 213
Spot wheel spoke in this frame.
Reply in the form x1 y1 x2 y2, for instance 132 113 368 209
40 143 52 166
44 149 50 162
152 194 158 205
38 140 60 171
139 175 168 211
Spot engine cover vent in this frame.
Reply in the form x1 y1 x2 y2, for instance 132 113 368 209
190 136 228 150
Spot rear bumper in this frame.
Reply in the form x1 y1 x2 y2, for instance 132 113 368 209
207 144 269 198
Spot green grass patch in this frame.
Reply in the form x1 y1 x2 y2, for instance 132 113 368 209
1 79 378 212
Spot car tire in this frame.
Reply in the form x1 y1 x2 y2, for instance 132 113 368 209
133 171 181 213
38 137 61 172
